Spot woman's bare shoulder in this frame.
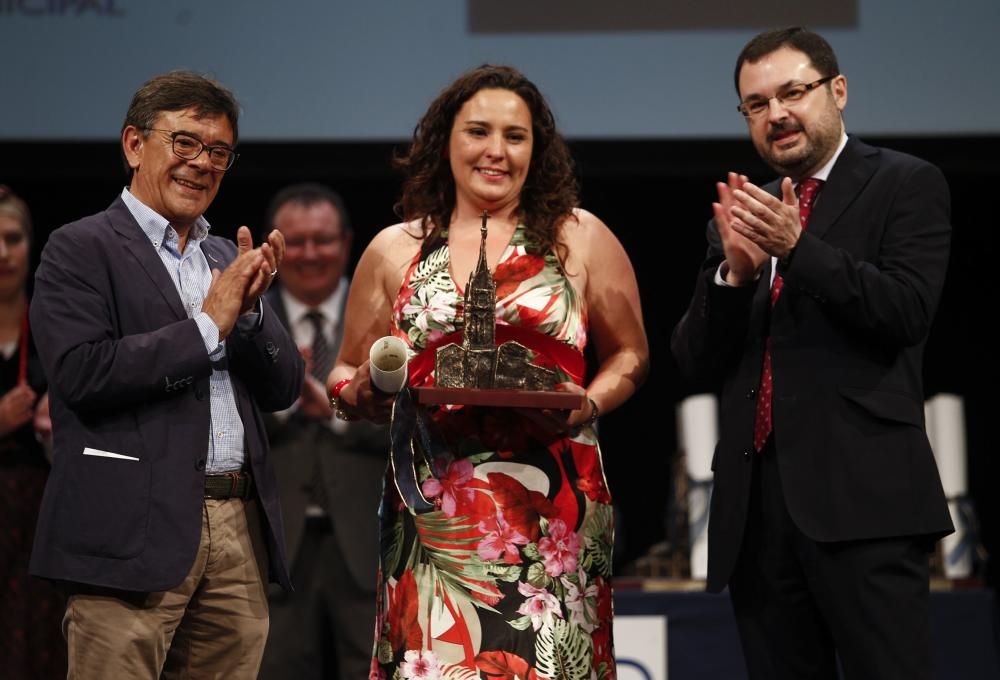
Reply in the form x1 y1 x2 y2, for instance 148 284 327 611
558 208 620 260
565 208 611 237
361 220 424 267
369 220 423 249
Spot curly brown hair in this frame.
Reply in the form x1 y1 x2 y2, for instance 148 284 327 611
394 65 578 258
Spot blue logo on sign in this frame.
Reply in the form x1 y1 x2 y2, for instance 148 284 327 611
617 658 654 680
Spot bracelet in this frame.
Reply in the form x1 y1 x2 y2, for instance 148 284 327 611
584 397 600 426
328 378 357 421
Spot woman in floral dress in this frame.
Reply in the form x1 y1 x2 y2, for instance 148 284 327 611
330 65 648 680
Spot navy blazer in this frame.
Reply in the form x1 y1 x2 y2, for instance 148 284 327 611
672 137 954 592
29 196 303 592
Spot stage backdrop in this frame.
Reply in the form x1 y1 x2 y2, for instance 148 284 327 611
1 0 998 141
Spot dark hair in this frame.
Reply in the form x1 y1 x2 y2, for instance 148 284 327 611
734 27 840 95
0 184 32 241
121 71 240 174
266 183 352 238
394 64 578 258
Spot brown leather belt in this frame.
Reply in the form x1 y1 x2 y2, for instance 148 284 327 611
204 471 252 500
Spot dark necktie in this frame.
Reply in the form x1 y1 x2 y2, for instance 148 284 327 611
304 310 334 383
752 178 823 452
304 310 334 512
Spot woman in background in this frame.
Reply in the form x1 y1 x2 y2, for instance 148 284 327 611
0 185 66 679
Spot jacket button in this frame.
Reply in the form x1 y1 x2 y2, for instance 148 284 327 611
194 386 206 400
743 449 752 460
746 388 756 399
195 458 206 471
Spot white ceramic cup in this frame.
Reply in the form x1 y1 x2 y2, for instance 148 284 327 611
368 336 409 393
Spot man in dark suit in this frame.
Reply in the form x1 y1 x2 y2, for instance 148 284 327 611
672 27 953 680
257 184 387 680
28 71 303 679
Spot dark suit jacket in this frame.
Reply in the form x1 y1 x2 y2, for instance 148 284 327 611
265 285 387 587
29 197 303 592
672 137 954 593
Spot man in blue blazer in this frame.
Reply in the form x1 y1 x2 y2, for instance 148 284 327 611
29 71 303 679
672 28 953 680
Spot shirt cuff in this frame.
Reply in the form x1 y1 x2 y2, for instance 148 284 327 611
194 312 223 357
714 261 762 288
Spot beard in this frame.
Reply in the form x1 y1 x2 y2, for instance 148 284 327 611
756 109 843 180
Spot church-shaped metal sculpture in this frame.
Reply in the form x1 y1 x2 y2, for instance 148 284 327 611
435 212 557 391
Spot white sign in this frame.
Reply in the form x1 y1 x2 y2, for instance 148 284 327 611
614 614 667 680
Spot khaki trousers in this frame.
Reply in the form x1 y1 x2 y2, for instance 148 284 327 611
63 499 269 680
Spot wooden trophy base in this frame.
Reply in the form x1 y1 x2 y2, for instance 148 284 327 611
413 387 585 410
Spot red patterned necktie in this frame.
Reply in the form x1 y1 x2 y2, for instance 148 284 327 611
752 178 823 451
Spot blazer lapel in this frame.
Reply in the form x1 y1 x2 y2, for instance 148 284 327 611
749 259 774 338
200 238 235 271
746 181 782 337
805 136 879 242
109 198 187 321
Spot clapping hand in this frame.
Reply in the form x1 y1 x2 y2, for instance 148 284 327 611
714 172 769 285
729 177 801 260
203 227 285 339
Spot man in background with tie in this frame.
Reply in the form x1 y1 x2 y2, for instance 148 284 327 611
672 27 953 679
258 184 387 680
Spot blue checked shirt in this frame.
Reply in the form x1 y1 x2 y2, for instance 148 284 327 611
122 188 246 472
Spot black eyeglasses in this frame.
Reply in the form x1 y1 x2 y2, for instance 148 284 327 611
737 75 838 119
146 128 239 171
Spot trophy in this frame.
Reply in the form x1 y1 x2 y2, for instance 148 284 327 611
415 212 583 409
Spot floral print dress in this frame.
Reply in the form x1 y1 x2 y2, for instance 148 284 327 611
371 225 616 680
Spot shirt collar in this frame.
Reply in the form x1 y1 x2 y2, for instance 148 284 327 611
281 277 348 329
121 187 211 250
807 131 849 184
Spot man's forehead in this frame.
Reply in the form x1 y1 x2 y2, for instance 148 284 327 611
154 108 234 141
276 201 343 232
739 48 817 94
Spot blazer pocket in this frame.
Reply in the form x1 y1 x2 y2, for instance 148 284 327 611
61 448 151 560
839 386 923 427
